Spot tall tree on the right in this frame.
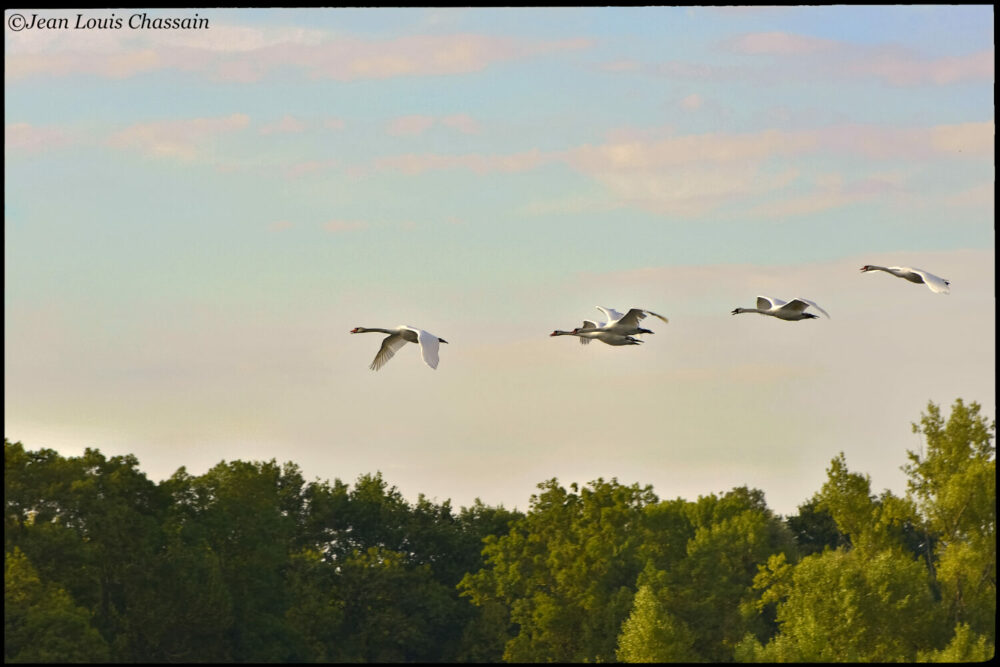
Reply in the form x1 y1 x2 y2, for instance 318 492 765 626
905 398 996 645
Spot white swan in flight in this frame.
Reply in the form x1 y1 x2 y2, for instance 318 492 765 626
350 326 448 370
860 265 950 294
731 296 830 321
549 328 643 346
579 306 669 336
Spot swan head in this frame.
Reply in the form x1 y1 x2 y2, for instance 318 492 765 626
731 308 743 315
550 330 570 336
350 327 364 333
860 265 873 272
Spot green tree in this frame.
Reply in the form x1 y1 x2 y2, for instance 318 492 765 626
916 623 995 662
740 547 943 661
906 398 996 641
616 584 700 662
4 442 171 659
784 496 845 556
5 547 109 663
815 453 922 556
459 478 656 662
625 487 796 662
324 546 459 662
172 459 308 661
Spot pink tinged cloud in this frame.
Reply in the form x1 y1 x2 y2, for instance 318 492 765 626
284 159 338 179
813 122 994 159
323 118 346 131
107 113 251 160
679 93 704 111
853 49 994 86
728 31 838 55
6 29 593 82
5 122 72 153
567 129 818 172
599 60 642 73
387 115 435 136
323 220 367 233
440 114 481 134
5 50 163 80
362 122 990 218
258 115 307 135
190 33 591 83
268 220 294 232
373 148 551 175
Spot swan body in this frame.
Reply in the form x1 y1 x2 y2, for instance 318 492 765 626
860 265 950 294
731 296 830 321
578 306 669 337
350 326 448 370
550 328 642 346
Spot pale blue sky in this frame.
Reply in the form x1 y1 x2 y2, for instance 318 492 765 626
5 7 995 515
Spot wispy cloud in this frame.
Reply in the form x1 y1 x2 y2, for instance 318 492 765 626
323 220 368 233
387 115 436 137
6 19 594 83
258 115 307 135
107 113 251 160
385 113 483 136
603 30 993 88
845 48 994 86
679 93 704 111
440 114 482 134
363 121 992 218
810 122 994 159
284 159 338 179
372 148 551 175
5 122 73 154
941 182 994 210
727 31 838 55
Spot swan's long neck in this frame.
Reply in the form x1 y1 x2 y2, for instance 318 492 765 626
355 327 395 334
865 265 891 273
733 308 767 315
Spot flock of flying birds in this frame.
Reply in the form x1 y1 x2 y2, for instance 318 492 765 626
350 263 951 371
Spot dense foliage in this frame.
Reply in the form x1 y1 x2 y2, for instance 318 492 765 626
5 399 995 662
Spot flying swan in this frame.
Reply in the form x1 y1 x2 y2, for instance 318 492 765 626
549 328 643 346
578 306 669 336
350 326 448 370
859 265 950 294
731 297 830 321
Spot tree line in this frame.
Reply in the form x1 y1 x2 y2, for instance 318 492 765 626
4 398 995 662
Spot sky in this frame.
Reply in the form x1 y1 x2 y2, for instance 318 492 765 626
4 6 995 517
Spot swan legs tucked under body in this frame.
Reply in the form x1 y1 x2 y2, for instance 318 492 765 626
730 296 830 321
550 305 667 346
549 329 643 345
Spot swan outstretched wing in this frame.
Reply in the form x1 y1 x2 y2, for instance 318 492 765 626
596 306 625 323
910 268 951 294
411 328 442 369
371 333 409 371
785 298 830 318
615 308 649 330
757 296 783 310
642 309 669 324
578 322 596 345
